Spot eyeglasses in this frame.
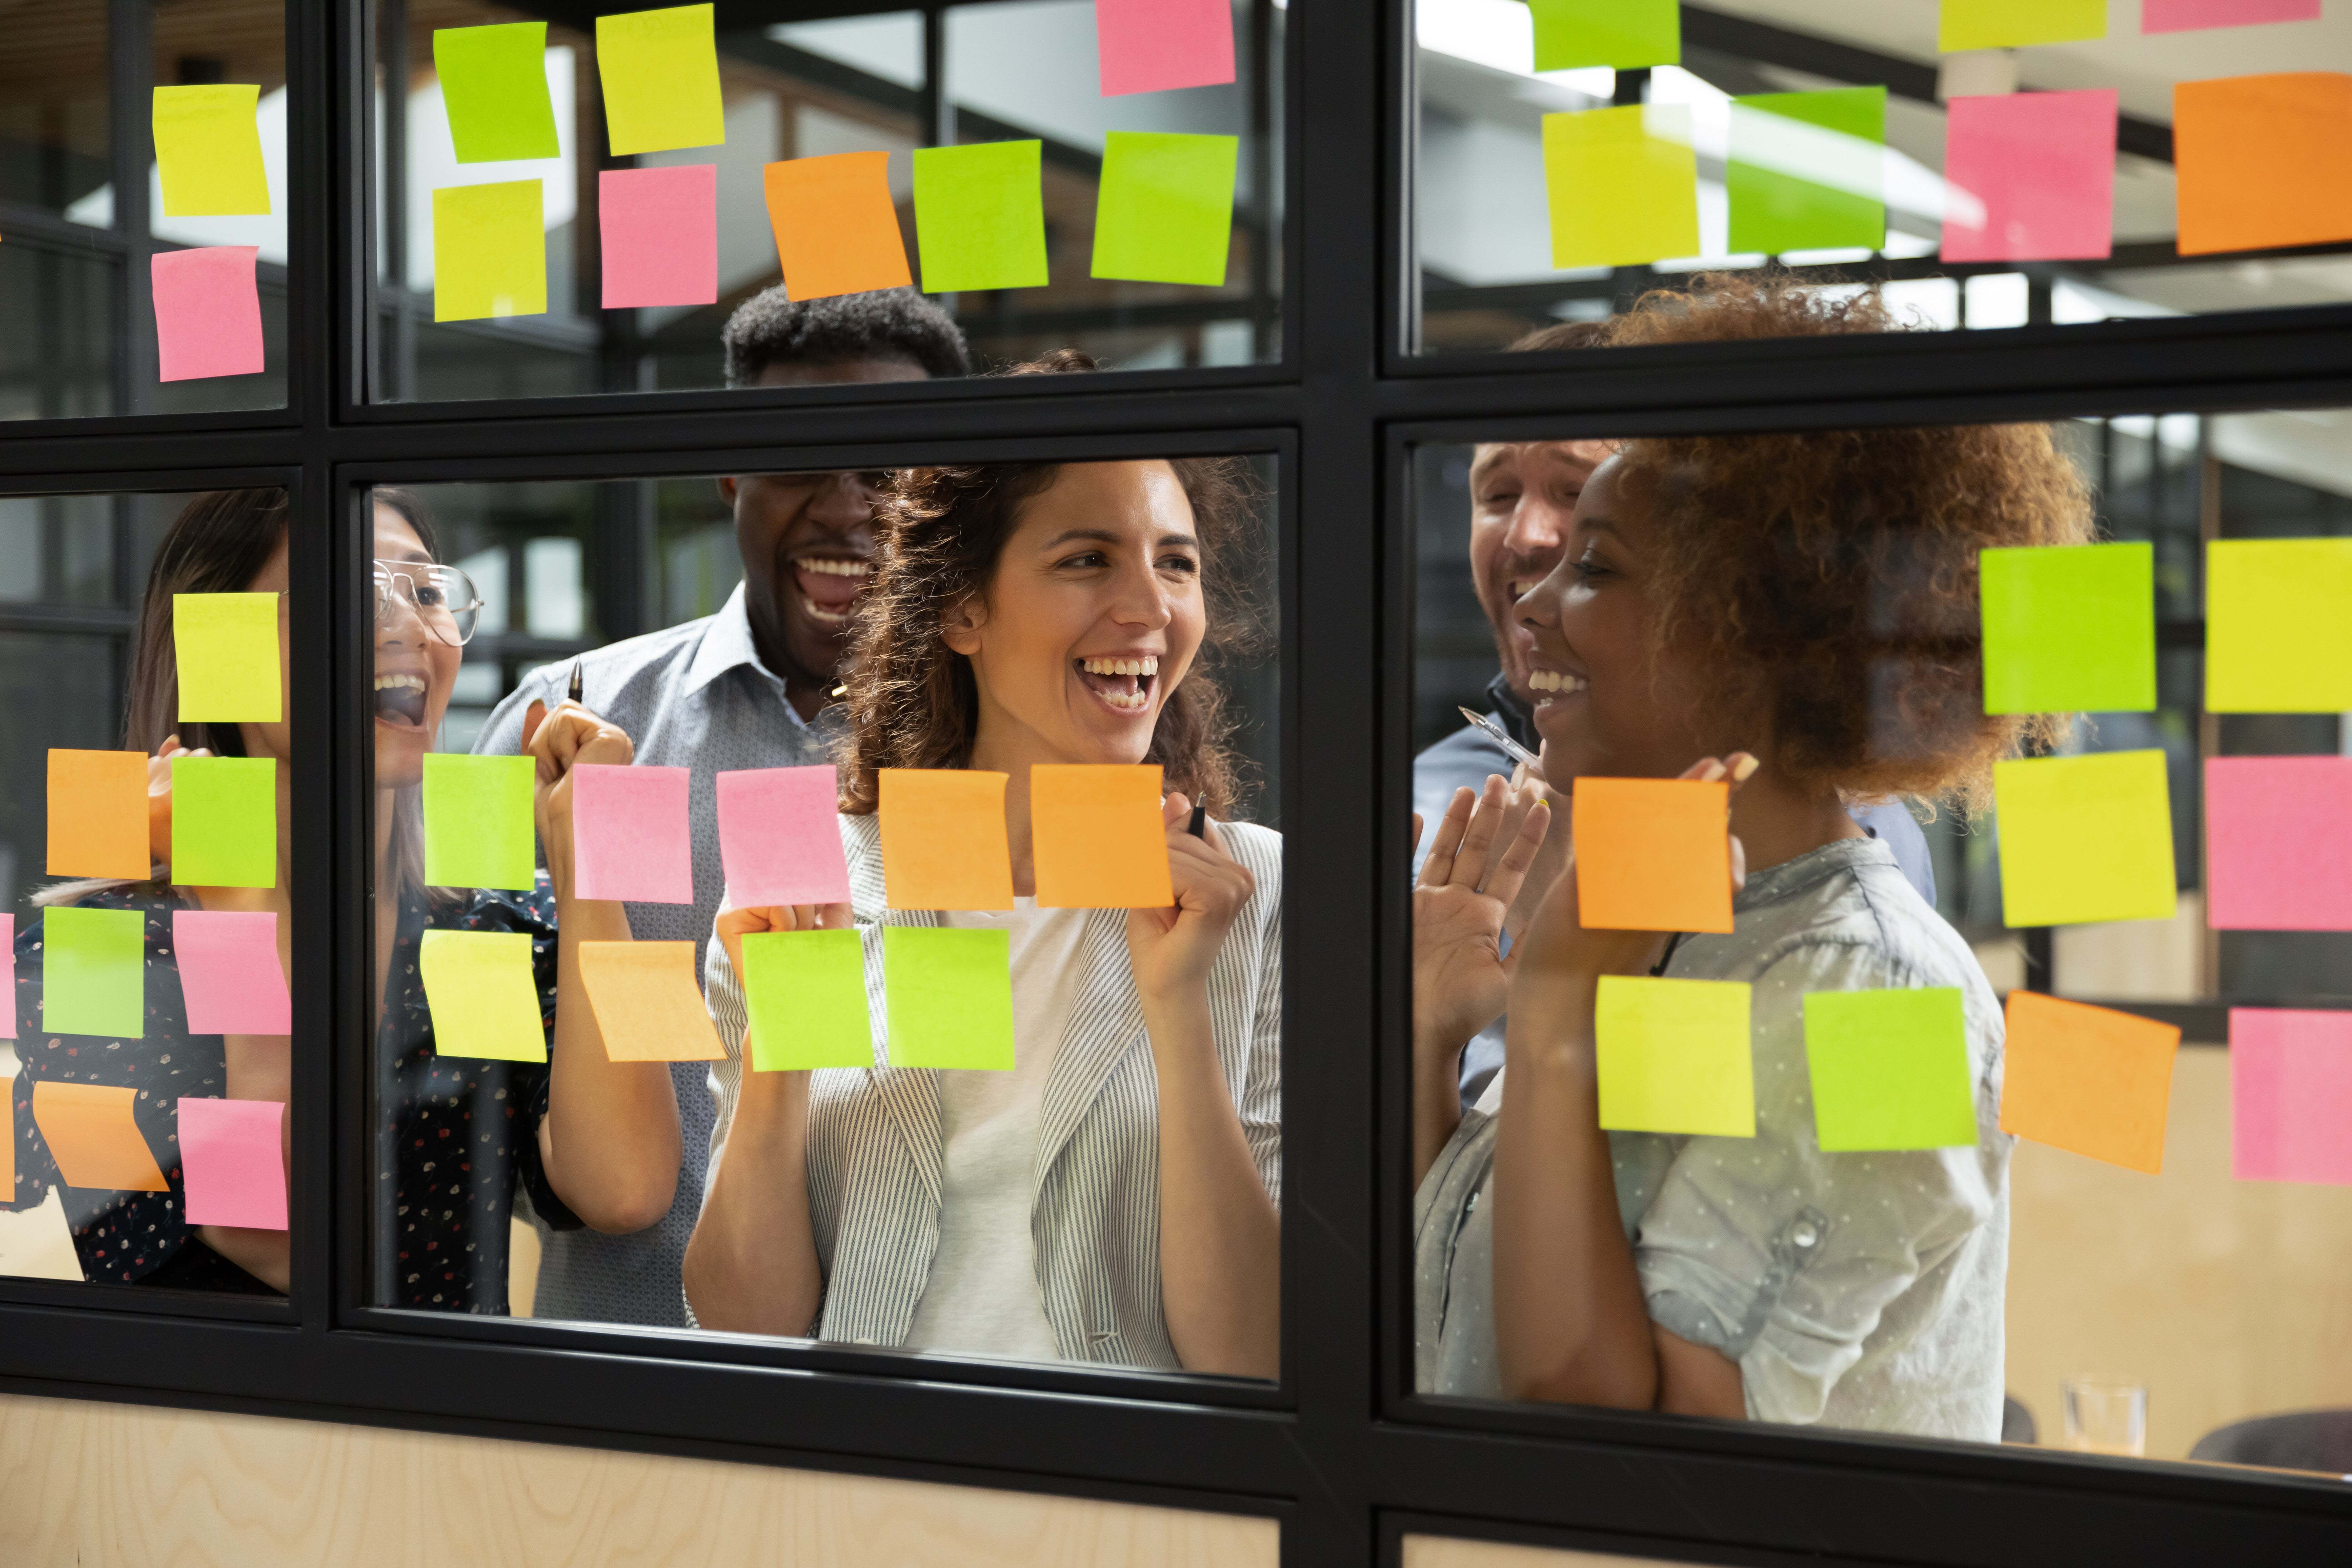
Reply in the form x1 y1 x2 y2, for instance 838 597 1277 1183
373 560 485 647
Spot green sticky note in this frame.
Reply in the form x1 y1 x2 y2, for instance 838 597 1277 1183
435 22 560 163
1803 988 1979 1151
740 929 874 1071
913 141 1050 293
1727 88 1886 255
1595 975 1755 1136
1530 0 1680 70
1980 542 2156 714
2206 537 2352 712
152 84 270 218
43 906 146 1039
432 180 547 322
1092 131 1238 287
418 930 547 1062
422 753 536 891
1995 750 2177 927
174 592 281 723
170 756 276 889
1939 0 2106 52
596 3 725 156
882 926 1015 1071
1543 106 1699 269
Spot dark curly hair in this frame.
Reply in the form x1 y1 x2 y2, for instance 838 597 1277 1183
839 352 1266 817
1595 274 2095 806
722 285 971 385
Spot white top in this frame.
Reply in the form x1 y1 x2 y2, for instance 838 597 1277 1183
900 897 1092 1360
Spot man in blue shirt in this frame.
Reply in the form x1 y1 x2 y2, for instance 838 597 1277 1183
472 287 970 1328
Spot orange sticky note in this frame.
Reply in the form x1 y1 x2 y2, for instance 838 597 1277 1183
575 941 727 1062
2175 73 2352 255
878 770 1014 911
46 749 150 880
1571 778 1734 934
30 1081 169 1192
1999 991 2180 1174
762 152 914 302
1031 764 1174 910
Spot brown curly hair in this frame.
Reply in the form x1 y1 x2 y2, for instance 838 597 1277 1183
1595 274 2095 806
839 352 1267 816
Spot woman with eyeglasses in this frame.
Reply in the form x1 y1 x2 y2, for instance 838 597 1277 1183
6 489 682 1310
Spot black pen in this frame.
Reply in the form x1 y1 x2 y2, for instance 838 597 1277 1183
567 660 583 705
1187 802 1207 838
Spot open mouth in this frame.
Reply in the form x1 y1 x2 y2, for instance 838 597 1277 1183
793 556 872 628
1527 669 1588 700
374 672 429 728
1076 654 1158 715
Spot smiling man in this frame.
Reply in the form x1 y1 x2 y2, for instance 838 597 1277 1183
471 286 970 1329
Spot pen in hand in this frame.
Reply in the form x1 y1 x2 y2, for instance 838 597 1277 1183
1456 706 1543 773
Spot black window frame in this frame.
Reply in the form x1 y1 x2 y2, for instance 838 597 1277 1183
0 3 2346 1564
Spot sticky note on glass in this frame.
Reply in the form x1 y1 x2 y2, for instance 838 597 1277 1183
175 592 280 723
423 753 536 891
1543 105 1699 269
570 764 693 904
576 942 726 1062
1940 0 2106 50
435 21 560 163
2175 73 2352 256
2205 756 2352 930
433 179 547 322
596 3 725 155
1571 778 1734 934
1031 765 1173 909
152 247 265 383
2146 0 2319 34
152 84 269 217
716 766 849 907
1941 90 2117 263
178 1097 287 1229
2231 1007 2352 1184
1529 0 1680 71
170 756 275 889
762 153 913 302
46 749 149 879
2206 537 2352 711
173 910 289 1035
740 929 873 1071
1093 131 1238 287
879 770 1014 911
2000 991 2178 1174
1094 0 1235 96
42 906 145 1040
1979 542 2155 714
912 141 1050 294
1727 88 1885 255
419 929 546 1062
884 926 1015 1070
600 164 717 310
1595 975 1753 1136
30 1082 167 1192
1803 988 1978 1151
2 914 16 1041
1994 750 2177 927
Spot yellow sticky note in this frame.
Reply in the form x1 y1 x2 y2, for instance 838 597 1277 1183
152 85 270 218
1939 0 2106 52
878 770 1015 911
1031 765 1173 910
596 4 726 156
174 593 282 723
2205 537 2352 712
418 929 547 1062
1595 975 1755 1137
30 1081 169 1192
1994 751 2177 927
576 942 726 1062
1543 105 1699 269
432 180 547 322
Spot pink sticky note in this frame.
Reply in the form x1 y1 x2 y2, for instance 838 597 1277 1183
2231 1009 2352 1185
173 910 290 1035
1 913 15 1040
1095 0 1235 96
151 245 265 382
1941 91 2117 263
178 1097 287 1229
2206 757 2352 931
716 766 849 907
2145 0 2320 33
572 764 695 904
598 164 718 310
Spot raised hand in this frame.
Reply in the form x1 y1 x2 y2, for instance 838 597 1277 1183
1413 775 1553 1054
523 698 635 900
1124 792 1254 1005
714 896 852 990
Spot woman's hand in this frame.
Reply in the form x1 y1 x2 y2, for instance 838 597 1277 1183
1125 792 1254 1005
1413 775 1553 1057
714 896 853 991
522 698 635 899
145 735 210 869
